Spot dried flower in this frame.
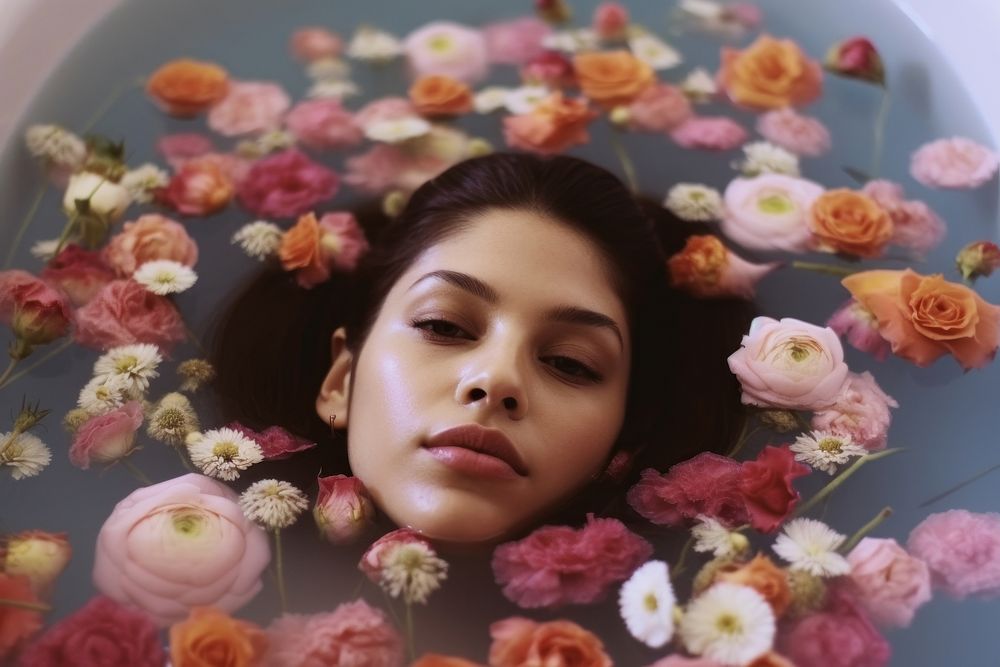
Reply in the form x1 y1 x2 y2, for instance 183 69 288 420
133 260 198 295
187 427 264 481
77 374 130 415
93 343 162 398
956 240 1000 282
239 479 309 530
789 430 867 475
120 163 170 203
11 397 51 434
618 560 676 648
314 474 376 544
692 516 750 559
0 431 51 479
785 569 827 617
147 392 200 446
735 141 800 177
824 36 885 85
231 221 284 261
679 582 776 665
664 183 723 222
773 518 850 577
25 124 87 170
757 410 800 433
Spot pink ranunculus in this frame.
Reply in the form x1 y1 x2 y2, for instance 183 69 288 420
224 422 316 460
779 587 891 667
0 270 73 349
290 27 343 63
670 116 748 151
73 279 186 353
237 149 339 219
720 173 825 252
756 107 831 157
627 453 748 528
93 473 270 625
102 214 198 277
285 99 363 151
826 299 891 362
727 316 849 410
314 475 376 544
156 133 215 170
907 509 1000 599
15 596 164 667
520 50 576 88
810 371 898 451
483 16 551 66
263 600 403 667
910 136 999 189
738 445 809 533
860 179 945 255
627 83 692 133
846 537 932 628
40 244 116 306
207 81 291 137
156 156 235 217
359 528 428 583
492 514 652 608
69 401 144 469
592 2 630 40
403 21 489 84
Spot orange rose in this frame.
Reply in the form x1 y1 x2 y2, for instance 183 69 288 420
489 617 612 667
502 92 597 155
842 269 1000 370
808 189 893 258
146 59 230 117
278 212 327 286
718 35 823 110
668 235 778 299
412 654 484 667
169 607 267 667
409 75 474 117
572 50 655 108
716 553 792 618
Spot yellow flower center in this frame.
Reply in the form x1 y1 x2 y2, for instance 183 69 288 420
715 612 743 636
818 437 844 453
213 441 239 460
115 355 138 373
171 510 205 537
757 192 794 215
428 35 454 53
644 593 659 612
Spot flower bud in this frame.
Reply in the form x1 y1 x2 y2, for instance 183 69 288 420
62 171 132 226
382 190 409 218
0 270 73 356
956 240 1000 282
314 474 376 544
63 408 91 434
609 105 631 127
4 531 71 597
824 37 885 85
593 2 629 40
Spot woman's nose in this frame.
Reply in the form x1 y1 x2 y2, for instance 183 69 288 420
455 340 528 420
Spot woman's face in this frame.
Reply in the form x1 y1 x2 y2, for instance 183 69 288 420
325 208 631 545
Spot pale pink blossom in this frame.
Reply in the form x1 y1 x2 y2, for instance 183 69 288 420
403 21 489 84
69 401 143 469
846 537 932 628
74 280 186 353
0 269 73 347
811 371 898 451
290 27 343 63
207 81 291 137
826 299 891 362
627 83 692 133
102 214 198 277
344 144 448 195
861 179 945 255
285 99 363 151
313 475 376 544
483 17 551 65
593 2 630 40
756 107 831 157
670 116 748 151
156 133 215 170
318 212 370 272
907 509 1000 599
780 587 891 667
910 136 999 189
720 173 824 252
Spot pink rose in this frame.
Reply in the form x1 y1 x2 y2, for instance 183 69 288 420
224 422 315 460
520 50 576 88
40 245 115 306
74 280 186 353
290 27 343 63
264 600 403 667
720 173 825 252
824 37 885 85
359 529 428 583
93 473 270 625
69 401 144 469
826 300 891 362
810 371 898 451
285 99 363 151
627 83 692 133
156 156 235 217
483 17 551 66
910 136 999 189
627 453 748 527
779 587 891 667
738 445 809 533
846 537 932 628
907 509 1000 598
314 475 376 544
237 149 339 219
207 81 291 137
860 179 945 255
15 596 164 667
156 133 215 170
102 214 198 277
403 21 489 84
0 270 73 350
756 108 831 157
491 514 652 608
592 2 630 40
670 116 748 151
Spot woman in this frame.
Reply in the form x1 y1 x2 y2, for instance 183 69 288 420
213 152 754 547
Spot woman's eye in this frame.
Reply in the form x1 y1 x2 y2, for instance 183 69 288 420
543 356 602 383
412 318 472 341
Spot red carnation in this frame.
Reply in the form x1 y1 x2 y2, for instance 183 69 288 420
739 445 810 533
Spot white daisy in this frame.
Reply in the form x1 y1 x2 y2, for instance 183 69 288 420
93 343 162 398
187 427 264 481
30 238 63 261
147 392 200 446
24 124 87 169
619 560 676 648
379 541 449 604
504 85 551 115
542 28 600 53
692 516 749 559
679 582 776 666
239 479 309 530
307 79 361 100
790 431 868 475
232 221 284 261
0 432 52 480
78 374 131 415
306 56 352 81
736 141 801 177
133 260 198 296
363 117 431 144
773 518 851 577
346 26 403 61
664 183 724 222
681 67 718 102
120 163 169 203
628 31 683 70
473 86 510 114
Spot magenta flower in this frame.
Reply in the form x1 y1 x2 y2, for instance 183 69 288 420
780 586 891 667
237 149 339 219
908 509 1000 599
738 445 810 533
846 537 932 628
627 453 747 528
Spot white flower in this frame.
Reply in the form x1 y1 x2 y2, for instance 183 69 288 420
62 171 132 224
30 239 62 261
790 430 868 475
542 28 600 53
187 427 264 481
364 117 431 144
133 260 198 295
25 124 86 169
347 26 403 61
692 516 749 559
504 86 551 115
619 560 676 648
0 432 52 480
629 31 682 70
232 221 284 261
239 479 309 530
120 163 169 203
664 183 724 222
78 374 131 415
678 0 725 19
307 79 360 99
773 518 851 577
681 67 718 102
147 392 200 446
679 582 776 666
380 541 448 604
306 57 352 81
93 343 162 398
473 86 510 114
736 141 801 177
236 130 297 159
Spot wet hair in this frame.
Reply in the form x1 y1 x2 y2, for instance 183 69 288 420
211 152 754 522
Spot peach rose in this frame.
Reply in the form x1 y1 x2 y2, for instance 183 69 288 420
502 92 597 155
717 35 823 110
409 75 473 117
667 234 777 300
103 214 198 277
808 189 893 258
489 617 612 667
146 59 230 117
716 554 792 618
841 269 1000 370
169 607 267 667
573 50 655 108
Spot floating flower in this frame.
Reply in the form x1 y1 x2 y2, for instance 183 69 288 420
735 141 800 177
133 259 197 295
489 617 612 667
145 58 229 117
542 28 601 53
207 81 291 137
364 116 432 143
473 86 510 113
157 133 215 168
62 171 132 226
692 516 750 559
412 655 483 667
859 179 945 256
314 474 376 544
756 108 831 157
278 211 370 288
169 607 267 667
810 371 898 451
25 124 87 171
503 85 552 115
0 270 73 353
773 518 850 577
789 430 867 474
3 531 71 597
664 183 724 222
680 67 718 102
346 26 403 61
503 91 597 155
956 240 1000 282
147 392 200 446
239 479 309 530
284 98 362 150
808 189 893 258
69 400 144 469
520 50 576 88
573 50 655 108
103 213 198 278
717 35 823 110
74 280 186 353
403 21 489 84
625 83 692 133
359 529 448 605
0 573 44 661
237 149 339 219
156 156 234 217
290 27 343 63
826 300 891 362
232 220 284 261
120 163 170 204
483 16 551 65
627 453 747 528
716 554 792 619
629 30 683 70
846 537 932 628
679 582 776 666
38 244 116 309
824 36 885 85
77 374 130 415
667 234 778 300
910 136 999 189
409 74 474 117
907 509 1000 599
0 431 51 479
618 560 676 648
224 422 316 460
671 116 748 151
739 445 810 533
592 2 629 40
177 358 216 392
187 427 264 481
779 587 891 667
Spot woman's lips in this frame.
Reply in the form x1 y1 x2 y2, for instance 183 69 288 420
422 446 522 480
423 424 528 479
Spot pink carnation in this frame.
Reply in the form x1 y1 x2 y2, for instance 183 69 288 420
16 596 164 667
627 83 692 133
861 179 945 255
756 108 831 157
69 401 144 469
156 133 215 170
826 299 891 362
483 17 551 65
102 213 199 277
40 245 115 306
627 453 748 528
237 149 339 219
207 81 291 137
264 600 403 667
670 116 748 151
911 136 999 189
811 371 898 451
74 280 186 353
290 27 343 63
738 445 809 533
780 587 891 667
907 509 1000 598
846 537 932 628
285 99 362 151
491 514 652 608
225 421 316 460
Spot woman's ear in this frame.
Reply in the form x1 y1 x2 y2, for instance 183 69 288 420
315 327 353 428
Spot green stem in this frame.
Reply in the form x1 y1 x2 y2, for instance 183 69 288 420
404 601 416 662
609 128 639 194
726 426 760 458
793 448 901 518
2 177 46 269
841 506 892 554
172 443 194 472
870 87 891 179
0 339 73 391
120 458 152 485
183 322 207 356
0 597 50 613
919 461 1000 508
81 79 134 134
274 529 287 613
49 212 81 261
790 261 859 277
0 356 18 389
671 535 695 580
